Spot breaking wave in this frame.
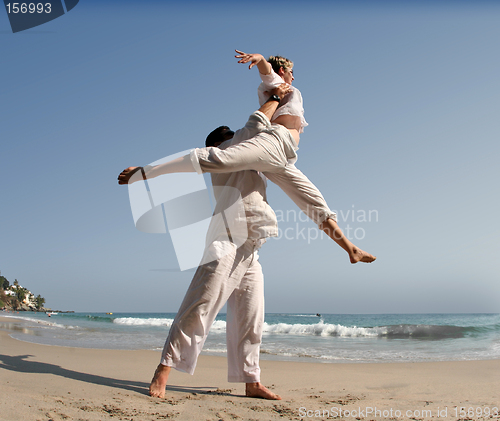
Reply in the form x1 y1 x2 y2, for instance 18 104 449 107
112 317 474 339
113 317 175 327
262 322 468 339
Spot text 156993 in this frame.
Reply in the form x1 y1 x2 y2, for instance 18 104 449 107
5 3 52 14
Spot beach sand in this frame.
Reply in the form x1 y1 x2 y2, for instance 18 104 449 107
1 316 499 421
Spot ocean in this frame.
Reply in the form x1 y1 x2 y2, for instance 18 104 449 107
1 312 499 364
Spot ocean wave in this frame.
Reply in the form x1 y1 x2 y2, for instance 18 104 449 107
462 323 500 335
111 317 471 339
113 317 175 327
202 348 227 354
2 314 76 329
262 321 383 337
112 317 228 330
84 315 115 323
210 320 227 331
382 324 466 339
262 322 470 339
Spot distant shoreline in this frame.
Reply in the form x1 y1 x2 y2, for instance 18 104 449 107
1 308 74 313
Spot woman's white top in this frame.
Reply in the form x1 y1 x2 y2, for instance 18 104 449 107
258 69 308 134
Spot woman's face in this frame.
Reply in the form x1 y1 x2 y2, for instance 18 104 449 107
280 66 294 85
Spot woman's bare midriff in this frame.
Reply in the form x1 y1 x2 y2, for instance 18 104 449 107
272 115 301 145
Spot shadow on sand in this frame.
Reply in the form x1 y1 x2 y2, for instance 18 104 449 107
0 353 228 396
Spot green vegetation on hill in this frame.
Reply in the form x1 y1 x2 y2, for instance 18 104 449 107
0 271 47 312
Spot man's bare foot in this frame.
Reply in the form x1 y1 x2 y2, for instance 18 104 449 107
246 382 282 400
149 364 171 398
349 247 376 264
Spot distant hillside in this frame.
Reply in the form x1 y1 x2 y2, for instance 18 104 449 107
0 274 47 312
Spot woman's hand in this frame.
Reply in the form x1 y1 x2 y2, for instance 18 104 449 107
235 49 264 69
235 49 271 75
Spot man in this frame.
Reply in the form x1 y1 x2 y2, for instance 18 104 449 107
151 125 282 399
118 85 376 400
122 85 290 400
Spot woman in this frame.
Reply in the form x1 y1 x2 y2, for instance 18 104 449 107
235 50 306 146
118 55 377 265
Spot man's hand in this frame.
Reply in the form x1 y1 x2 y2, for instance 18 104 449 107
269 83 292 100
118 166 143 185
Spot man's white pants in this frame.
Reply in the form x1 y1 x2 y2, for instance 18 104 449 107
160 238 265 383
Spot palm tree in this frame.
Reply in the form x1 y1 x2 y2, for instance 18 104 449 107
11 297 20 311
16 288 27 303
35 295 46 310
0 275 9 290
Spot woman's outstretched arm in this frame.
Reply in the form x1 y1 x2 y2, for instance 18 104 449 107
235 49 272 75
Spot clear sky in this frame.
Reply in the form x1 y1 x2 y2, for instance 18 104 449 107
1 0 499 314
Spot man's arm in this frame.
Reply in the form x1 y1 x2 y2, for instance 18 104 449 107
258 84 290 120
117 85 290 185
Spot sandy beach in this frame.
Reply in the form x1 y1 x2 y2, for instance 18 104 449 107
1 316 499 421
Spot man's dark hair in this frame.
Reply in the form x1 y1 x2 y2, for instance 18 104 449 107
205 126 234 147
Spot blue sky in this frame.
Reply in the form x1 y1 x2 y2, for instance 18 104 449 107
1 0 499 313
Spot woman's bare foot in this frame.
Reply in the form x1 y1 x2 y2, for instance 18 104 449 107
349 247 376 264
149 364 171 398
246 382 282 400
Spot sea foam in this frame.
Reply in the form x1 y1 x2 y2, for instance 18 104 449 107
113 317 175 327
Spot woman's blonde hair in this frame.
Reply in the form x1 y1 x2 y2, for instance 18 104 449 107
267 55 293 74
